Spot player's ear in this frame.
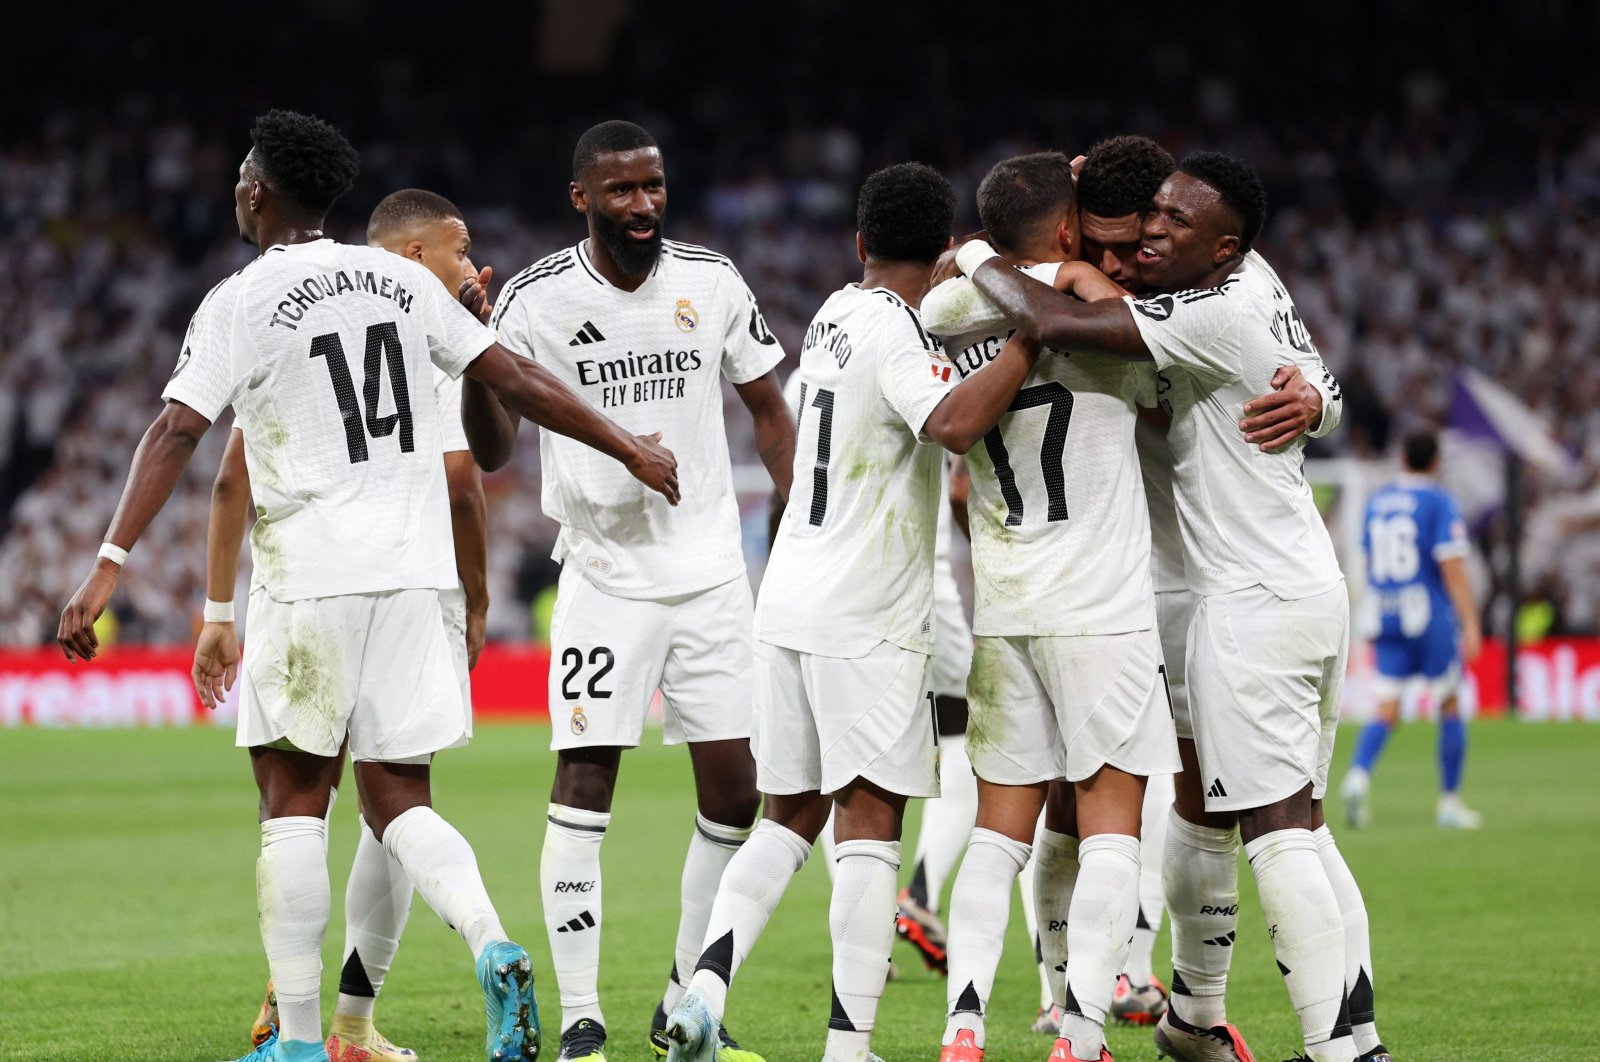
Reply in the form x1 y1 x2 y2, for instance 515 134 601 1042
403 240 426 264
1213 234 1240 264
1055 214 1076 258
856 231 868 265
569 180 588 214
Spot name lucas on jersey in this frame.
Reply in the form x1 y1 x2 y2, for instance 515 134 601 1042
268 271 415 330
576 348 702 408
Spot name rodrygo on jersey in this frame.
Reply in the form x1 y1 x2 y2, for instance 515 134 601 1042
1126 251 1343 601
491 239 783 600
756 284 954 657
161 239 495 601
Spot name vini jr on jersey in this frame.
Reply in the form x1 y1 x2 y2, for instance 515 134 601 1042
577 349 702 407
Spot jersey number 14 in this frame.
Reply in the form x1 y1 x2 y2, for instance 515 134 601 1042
310 322 416 464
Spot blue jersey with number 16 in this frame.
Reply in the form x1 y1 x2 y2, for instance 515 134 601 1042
1363 476 1469 641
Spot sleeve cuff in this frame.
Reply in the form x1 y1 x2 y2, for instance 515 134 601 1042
955 240 1000 277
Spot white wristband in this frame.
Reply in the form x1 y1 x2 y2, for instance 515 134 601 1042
97 542 129 566
203 598 235 623
955 239 1000 277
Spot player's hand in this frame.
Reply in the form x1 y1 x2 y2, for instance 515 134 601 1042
1240 364 1322 452
466 609 487 671
192 621 241 710
930 230 993 288
57 561 119 661
1070 154 1086 182
459 265 494 324
1461 625 1483 665
628 432 680 505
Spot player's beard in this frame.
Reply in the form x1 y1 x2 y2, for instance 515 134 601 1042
593 208 664 278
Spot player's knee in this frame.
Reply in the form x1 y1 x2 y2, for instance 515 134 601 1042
700 788 760 829
550 749 622 812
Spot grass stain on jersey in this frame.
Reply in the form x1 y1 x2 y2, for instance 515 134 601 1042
251 520 286 585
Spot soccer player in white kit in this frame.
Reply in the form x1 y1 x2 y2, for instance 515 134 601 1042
460 122 795 1062
57 110 679 1062
662 162 1044 1062
920 151 1181 1062
195 188 499 1062
956 153 1378 1062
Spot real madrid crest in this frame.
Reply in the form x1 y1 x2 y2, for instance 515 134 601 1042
570 705 588 735
674 298 700 333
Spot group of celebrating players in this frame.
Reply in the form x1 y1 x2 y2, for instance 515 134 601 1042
56 107 1392 1062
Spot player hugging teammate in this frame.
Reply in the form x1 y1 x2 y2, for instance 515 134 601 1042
60 109 1392 1062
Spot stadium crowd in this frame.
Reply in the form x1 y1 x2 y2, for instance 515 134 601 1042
3 87 1599 646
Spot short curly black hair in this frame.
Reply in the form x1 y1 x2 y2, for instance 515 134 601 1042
856 162 955 265
976 152 1075 254
248 109 360 218
573 120 658 181
366 188 463 244
1077 135 1175 219
1177 151 1267 252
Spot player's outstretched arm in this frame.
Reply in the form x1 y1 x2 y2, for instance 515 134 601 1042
735 371 797 503
445 450 489 669
464 343 680 504
461 376 520 472
922 330 1044 454
959 243 1150 360
194 428 248 708
59 401 213 661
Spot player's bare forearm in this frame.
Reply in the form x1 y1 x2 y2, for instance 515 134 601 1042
767 490 785 551
461 375 518 472
967 258 1150 360
923 331 1043 454
1440 556 1483 661
59 401 211 660
948 456 971 542
206 429 251 602
467 344 680 503
736 372 797 503
445 451 489 617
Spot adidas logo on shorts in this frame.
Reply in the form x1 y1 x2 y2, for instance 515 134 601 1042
568 321 606 346
1207 778 1228 799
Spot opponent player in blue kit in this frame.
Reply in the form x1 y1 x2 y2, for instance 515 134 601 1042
1343 429 1484 829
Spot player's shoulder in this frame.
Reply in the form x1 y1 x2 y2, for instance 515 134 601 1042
867 287 940 352
661 239 742 278
194 246 293 319
493 245 583 321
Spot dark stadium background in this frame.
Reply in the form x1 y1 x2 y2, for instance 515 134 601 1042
3 1 1599 718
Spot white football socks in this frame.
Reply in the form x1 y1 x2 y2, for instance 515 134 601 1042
908 733 977 912
1245 828 1353 1062
1060 833 1141 1061
662 814 754 1011
258 816 331 1046
1126 774 1172 987
943 828 1032 1048
825 839 901 1062
1033 827 1081 1009
1314 824 1381 1055
336 814 414 1021
688 819 812 1022
1163 809 1240 1028
383 805 508 961
1015 838 1053 1010
540 803 610 1031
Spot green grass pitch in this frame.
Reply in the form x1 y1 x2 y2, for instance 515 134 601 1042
2 719 1595 1061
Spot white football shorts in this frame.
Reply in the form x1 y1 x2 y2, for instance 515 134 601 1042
548 565 754 751
237 587 467 761
965 627 1180 785
1186 582 1350 813
439 584 473 742
930 561 973 700
751 639 938 799
1155 588 1199 740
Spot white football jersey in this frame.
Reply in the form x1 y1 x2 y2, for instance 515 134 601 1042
757 284 955 657
1127 250 1343 600
923 264 1157 636
1134 414 1188 593
491 239 784 600
162 239 493 601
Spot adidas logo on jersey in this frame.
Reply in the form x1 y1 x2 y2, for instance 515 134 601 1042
1207 778 1228 799
569 321 606 346
555 910 597 933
